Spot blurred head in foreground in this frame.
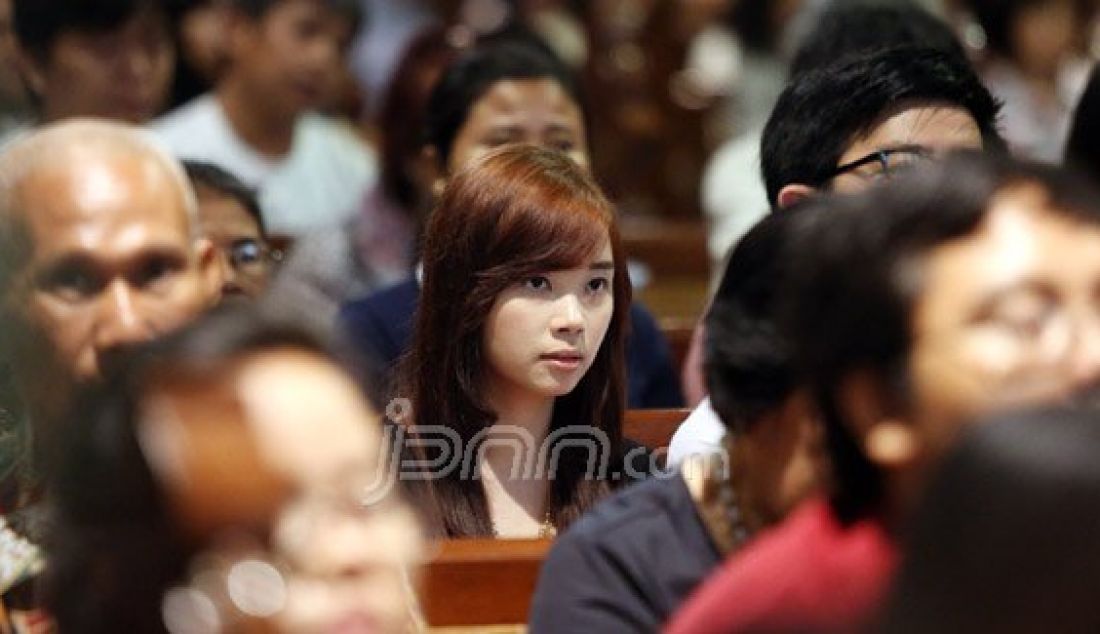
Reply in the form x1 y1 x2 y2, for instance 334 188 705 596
46 306 423 633
882 404 1100 633
788 151 1100 527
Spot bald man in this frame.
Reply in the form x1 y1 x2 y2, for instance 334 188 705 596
0 119 221 427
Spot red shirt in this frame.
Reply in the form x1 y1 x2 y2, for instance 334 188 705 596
665 498 897 634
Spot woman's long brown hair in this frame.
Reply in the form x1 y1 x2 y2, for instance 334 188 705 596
397 144 630 537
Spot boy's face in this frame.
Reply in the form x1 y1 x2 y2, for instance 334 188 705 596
21 7 174 123
229 0 356 116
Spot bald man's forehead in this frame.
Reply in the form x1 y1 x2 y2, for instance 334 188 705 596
15 152 191 231
0 120 197 228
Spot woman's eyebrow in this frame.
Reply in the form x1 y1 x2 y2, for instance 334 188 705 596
589 261 614 270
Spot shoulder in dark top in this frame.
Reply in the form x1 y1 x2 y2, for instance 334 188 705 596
528 473 721 633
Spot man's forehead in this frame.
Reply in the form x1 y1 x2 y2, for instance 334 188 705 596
918 185 1100 307
14 152 189 228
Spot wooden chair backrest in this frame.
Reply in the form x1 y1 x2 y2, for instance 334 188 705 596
623 407 691 454
422 538 553 627
420 410 690 628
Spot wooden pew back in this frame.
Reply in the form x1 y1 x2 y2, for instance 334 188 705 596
422 409 690 628
423 538 553 628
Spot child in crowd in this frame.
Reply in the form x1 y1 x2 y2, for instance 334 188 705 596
153 0 374 236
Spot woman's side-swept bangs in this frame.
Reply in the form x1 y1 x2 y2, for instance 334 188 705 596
452 144 618 281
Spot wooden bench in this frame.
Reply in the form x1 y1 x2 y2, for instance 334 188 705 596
624 407 691 455
419 410 691 629
422 537 553 628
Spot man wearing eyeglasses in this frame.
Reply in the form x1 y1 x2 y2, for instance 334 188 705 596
764 45 1004 209
670 45 1004 465
184 160 282 300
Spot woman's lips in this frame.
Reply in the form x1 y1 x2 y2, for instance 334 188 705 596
541 351 584 370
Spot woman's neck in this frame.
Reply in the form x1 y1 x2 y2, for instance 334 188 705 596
217 79 297 158
479 384 555 538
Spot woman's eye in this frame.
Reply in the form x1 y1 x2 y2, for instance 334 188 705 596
586 277 610 293
524 276 551 291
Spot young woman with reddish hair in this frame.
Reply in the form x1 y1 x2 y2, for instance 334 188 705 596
398 144 646 538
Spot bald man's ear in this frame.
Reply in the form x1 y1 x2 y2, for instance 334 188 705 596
16 48 46 99
193 238 224 305
777 184 817 209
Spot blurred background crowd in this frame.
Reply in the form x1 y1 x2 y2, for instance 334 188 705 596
3 0 1100 632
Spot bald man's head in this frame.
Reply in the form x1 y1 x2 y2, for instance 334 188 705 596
0 119 221 388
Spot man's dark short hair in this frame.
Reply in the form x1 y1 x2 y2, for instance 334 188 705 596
704 210 806 435
182 160 266 237
785 151 1100 523
761 46 1004 208
13 0 172 62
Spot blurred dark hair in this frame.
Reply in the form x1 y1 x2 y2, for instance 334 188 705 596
182 160 266 235
44 306 330 633
727 0 781 53
880 404 1100 633
377 27 461 210
1065 64 1100 182
227 0 363 30
13 0 174 61
789 2 967 77
785 151 1100 523
762 46 1004 208
704 209 807 434
424 32 585 167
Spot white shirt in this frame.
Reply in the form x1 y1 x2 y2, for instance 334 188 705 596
666 397 727 468
702 128 770 280
151 94 378 236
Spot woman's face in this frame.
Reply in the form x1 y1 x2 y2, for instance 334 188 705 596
447 77 589 174
482 236 615 403
147 349 423 634
235 350 423 634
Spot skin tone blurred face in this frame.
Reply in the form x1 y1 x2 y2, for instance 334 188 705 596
1010 0 1076 77
228 0 356 119
446 78 589 175
846 185 1100 523
4 150 220 384
907 186 1100 462
194 185 272 299
830 104 984 193
145 349 423 633
737 390 826 526
19 7 174 123
179 2 232 83
235 349 422 634
482 239 614 406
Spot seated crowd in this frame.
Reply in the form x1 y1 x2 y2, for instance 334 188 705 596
2 0 1100 632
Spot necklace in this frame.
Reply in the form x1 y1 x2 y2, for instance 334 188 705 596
538 509 557 539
